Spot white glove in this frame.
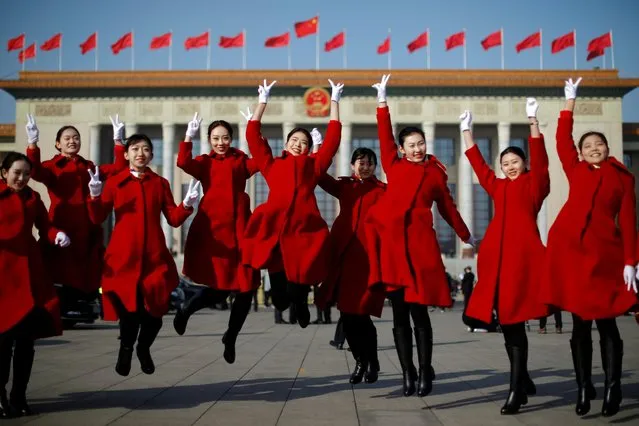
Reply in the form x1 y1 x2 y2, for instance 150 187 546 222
465 235 477 247
183 179 202 208
311 128 323 147
87 168 103 198
186 112 202 139
371 74 391 103
526 98 539 118
624 265 637 293
258 79 277 104
459 110 473 132
564 77 582 100
26 113 39 144
110 114 124 142
328 79 344 103
54 232 71 248
239 107 253 123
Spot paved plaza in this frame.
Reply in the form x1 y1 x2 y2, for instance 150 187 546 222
3 304 639 426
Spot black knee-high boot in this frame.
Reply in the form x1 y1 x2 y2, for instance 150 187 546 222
365 322 379 384
223 291 253 364
116 312 140 376
173 286 218 336
0 337 12 418
344 318 367 384
414 327 433 397
288 284 310 329
500 345 528 415
269 272 291 312
392 327 417 396
137 314 162 375
10 339 34 417
570 339 596 416
601 338 623 417
504 344 536 395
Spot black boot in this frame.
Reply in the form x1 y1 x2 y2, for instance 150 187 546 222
414 328 434 397
173 286 213 336
222 331 237 364
0 338 12 418
323 307 332 325
393 327 417 396
346 330 367 384
570 339 596 416
365 326 379 384
115 345 133 376
136 317 161 375
349 360 367 385
500 345 528 415
312 307 324 325
9 343 34 417
505 344 536 395
601 338 623 417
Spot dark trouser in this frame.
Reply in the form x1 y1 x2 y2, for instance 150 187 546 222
0 314 37 405
269 271 310 327
180 287 254 336
342 313 378 366
332 316 346 345
540 311 563 329
119 307 163 350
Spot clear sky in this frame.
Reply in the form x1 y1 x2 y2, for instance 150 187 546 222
1 0 638 123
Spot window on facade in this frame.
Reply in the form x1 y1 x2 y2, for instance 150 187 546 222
254 138 283 207
475 138 492 162
434 138 455 167
509 138 529 158
315 160 338 227
623 153 632 168
434 183 457 257
351 138 382 172
150 138 164 176
473 183 493 241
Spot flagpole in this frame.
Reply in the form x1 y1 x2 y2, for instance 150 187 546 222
463 28 467 70
169 30 173 70
610 29 615 69
59 35 63 71
573 29 577 70
427 28 431 70
242 29 247 70
388 28 392 70
603 49 607 70
95 32 99 72
131 29 135 71
207 29 211 70
315 13 320 70
539 28 543 70
287 41 292 70
343 29 347 69
501 28 505 70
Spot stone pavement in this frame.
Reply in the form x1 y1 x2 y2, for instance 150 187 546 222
3 305 639 426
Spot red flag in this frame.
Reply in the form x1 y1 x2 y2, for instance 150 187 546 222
185 32 209 50
587 48 605 61
516 31 541 52
40 33 62 51
445 31 465 50
18 43 36 63
80 32 97 55
111 32 132 55
324 32 345 52
265 32 290 48
219 32 244 48
481 30 502 50
377 36 390 54
587 32 611 52
551 31 575 54
407 32 428 53
150 32 171 50
294 16 318 38
7 34 25 52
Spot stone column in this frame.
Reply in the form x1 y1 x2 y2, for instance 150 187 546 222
125 123 138 139
199 124 209 155
88 123 100 164
238 122 249 154
162 122 176 251
458 129 474 258
282 122 295 150
496 122 511 177
338 122 352 177
422 121 435 156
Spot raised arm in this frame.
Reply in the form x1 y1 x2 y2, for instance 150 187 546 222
525 98 550 206
556 78 582 176
162 178 196 227
314 80 344 176
25 114 57 187
243 80 277 173
86 173 114 225
372 75 398 173
318 173 343 199
461 110 497 196
98 114 127 178
177 113 206 180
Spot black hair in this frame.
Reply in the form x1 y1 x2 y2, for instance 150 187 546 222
1 151 32 181
351 147 377 166
207 120 233 140
54 125 80 152
286 127 312 145
397 126 425 147
578 131 609 151
499 146 527 163
125 134 154 153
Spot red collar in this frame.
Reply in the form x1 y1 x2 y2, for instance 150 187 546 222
207 147 244 160
112 167 159 186
52 153 88 167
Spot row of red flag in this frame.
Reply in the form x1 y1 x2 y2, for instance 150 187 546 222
7 19 613 64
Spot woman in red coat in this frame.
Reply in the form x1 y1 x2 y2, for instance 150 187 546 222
242 79 343 328
0 152 69 418
25 114 128 315
174 113 260 364
365 75 473 398
460 99 550 415
541 78 638 418
315 146 387 385
87 134 199 377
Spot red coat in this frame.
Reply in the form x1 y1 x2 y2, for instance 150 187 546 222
27 145 128 294
0 182 62 338
87 169 193 320
315 174 387 317
242 120 342 285
540 111 637 320
366 107 471 307
177 144 260 293
464 137 550 325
